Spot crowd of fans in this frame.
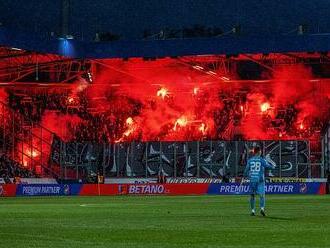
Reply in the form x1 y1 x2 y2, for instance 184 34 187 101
8 90 86 123
4 88 327 144
0 87 327 179
0 153 37 181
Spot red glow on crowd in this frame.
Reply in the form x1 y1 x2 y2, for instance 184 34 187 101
20 144 40 168
27 149 39 158
1 58 330 148
115 117 136 143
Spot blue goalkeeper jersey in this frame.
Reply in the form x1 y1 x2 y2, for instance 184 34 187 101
244 156 275 183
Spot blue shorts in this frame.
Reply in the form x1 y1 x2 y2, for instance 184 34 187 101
249 182 265 195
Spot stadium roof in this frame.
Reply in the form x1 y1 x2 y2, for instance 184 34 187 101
1 27 330 59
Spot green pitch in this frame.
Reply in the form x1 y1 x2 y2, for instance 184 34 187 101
0 195 329 248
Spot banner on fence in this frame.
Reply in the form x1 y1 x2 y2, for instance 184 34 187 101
105 177 224 184
104 178 158 184
104 177 327 184
266 178 327 183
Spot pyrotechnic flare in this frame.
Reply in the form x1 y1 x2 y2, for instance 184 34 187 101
156 87 169 99
123 128 134 137
193 87 199 95
21 147 39 167
26 149 39 158
115 117 136 142
67 96 75 104
199 123 207 135
173 116 188 131
31 150 39 157
74 78 89 93
126 117 134 125
260 102 270 112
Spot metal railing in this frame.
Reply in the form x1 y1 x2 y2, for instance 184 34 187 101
0 101 59 177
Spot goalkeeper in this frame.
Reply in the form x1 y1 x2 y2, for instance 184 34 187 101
243 146 275 216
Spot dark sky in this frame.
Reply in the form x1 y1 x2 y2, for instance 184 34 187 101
1 0 330 40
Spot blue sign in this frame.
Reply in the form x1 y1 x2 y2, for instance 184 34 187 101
207 183 323 195
16 184 82 196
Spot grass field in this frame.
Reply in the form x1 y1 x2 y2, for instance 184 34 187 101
0 195 329 248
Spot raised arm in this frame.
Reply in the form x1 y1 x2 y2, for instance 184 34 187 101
263 155 276 169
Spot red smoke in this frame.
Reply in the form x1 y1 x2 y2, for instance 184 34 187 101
2 58 330 146
40 111 83 142
16 141 40 168
44 60 330 142
82 58 224 142
2 56 330 176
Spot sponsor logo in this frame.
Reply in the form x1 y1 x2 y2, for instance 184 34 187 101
21 185 61 196
215 183 295 194
266 184 294 193
219 185 250 193
118 184 127 194
63 185 70 195
299 183 308 193
128 184 165 194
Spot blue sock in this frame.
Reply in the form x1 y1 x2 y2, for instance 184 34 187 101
260 195 265 210
250 195 255 212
